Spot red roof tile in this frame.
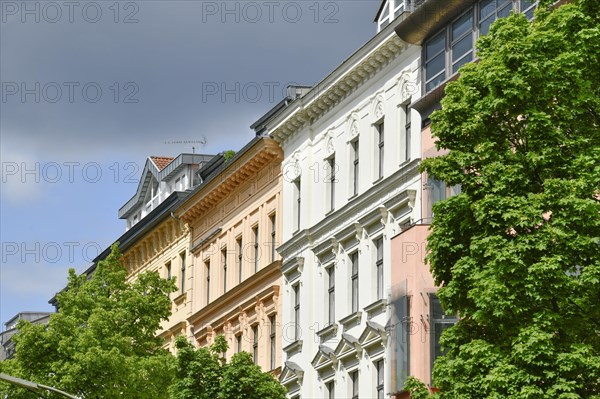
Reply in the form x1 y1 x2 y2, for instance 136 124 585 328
150 156 175 171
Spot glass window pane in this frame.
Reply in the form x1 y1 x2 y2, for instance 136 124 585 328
426 31 445 59
498 2 512 18
452 51 473 73
426 53 445 81
452 10 472 41
520 0 534 11
480 16 494 36
479 0 495 19
426 73 446 92
452 33 473 62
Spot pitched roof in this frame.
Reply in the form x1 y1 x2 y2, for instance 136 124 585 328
150 156 175 171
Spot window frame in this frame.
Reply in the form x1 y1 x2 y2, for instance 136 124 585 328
376 121 385 180
327 156 336 212
376 359 384 399
252 225 259 272
205 259 211 304
269 315 276 369
327 265 335 324
270 213 276 263
351 139 359 196
351 252 359 313
294 178 301 232
375 237 384 300
422 0 538 95
180 252 187 293
293 284 300 341
222 248 228 294
252 325 259 364
237 236 243 283
351 370 359 399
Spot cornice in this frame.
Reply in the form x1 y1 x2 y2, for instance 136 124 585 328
178 138 282 224
269 26 408 144
278 158 420 255
188 260 282 329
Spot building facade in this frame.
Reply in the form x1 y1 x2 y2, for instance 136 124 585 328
176 136 285 374
0 312 52 360
387 0 539 396
252 10 425 398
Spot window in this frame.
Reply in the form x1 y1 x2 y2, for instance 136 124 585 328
424 0 537 94
270 214 276 262
180 252 186 292
376 238 384 300
327 156 336 212
480 0 512 35
376 122 385 179
205 260 211 304
269 315 276 369
352 139 359 196
451 10 474 74
376 359 384 399
404 104 411 162
166 262 172 298
236 334 242 353
237 236 243 283
425 30 446 92
293 284 300 340
520 0 537 20
253 226 259 272
222 248 227 294
351 370 359 399
253 325 259 364
430 294 458 379
351 252 359 313
327 266 335 324
326 381 335 399
294 179 301 232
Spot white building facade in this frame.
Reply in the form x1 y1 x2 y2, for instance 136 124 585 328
253 10 423 398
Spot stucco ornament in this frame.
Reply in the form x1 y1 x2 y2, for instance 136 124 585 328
284 152 301 182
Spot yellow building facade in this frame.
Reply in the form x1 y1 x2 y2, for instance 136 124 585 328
177 136 284 374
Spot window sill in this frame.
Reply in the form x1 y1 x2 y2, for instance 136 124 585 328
283 340 303 357
364 298 387 319
340 311 362 330
372 176 384 185
173 292 187 306
316 323 338 343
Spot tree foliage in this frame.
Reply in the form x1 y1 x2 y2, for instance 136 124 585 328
419 0 600 398
0 244 177 399
169 334 287 399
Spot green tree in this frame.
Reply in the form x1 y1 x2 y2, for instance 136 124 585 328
169 334 287 399
419 0 600 398
0 244 177 399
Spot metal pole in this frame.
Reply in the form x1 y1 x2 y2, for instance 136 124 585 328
0 373 82 399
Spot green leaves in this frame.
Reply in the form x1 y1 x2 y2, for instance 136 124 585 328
421 0 600 397
170 335 287 399
0 244 177 399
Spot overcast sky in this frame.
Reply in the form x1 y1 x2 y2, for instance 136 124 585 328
0 0 380 325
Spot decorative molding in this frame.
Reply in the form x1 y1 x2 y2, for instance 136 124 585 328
270 34 406 144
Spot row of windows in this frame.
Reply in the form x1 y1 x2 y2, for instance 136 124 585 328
293 112 412 230
424 0 538 92
324 359 384 399
165 251 187 295
290 236 385 337
395 293 458 387
165 213 277 304
234 314 278 370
